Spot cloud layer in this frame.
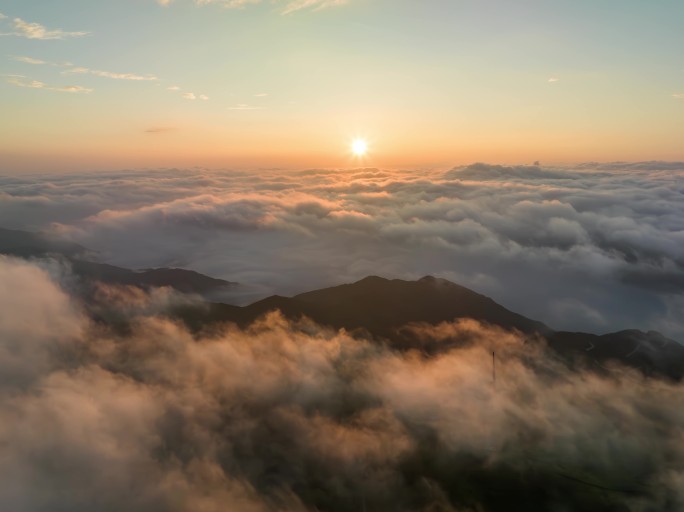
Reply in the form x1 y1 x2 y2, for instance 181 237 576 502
1 163 683 338
0 256 682 511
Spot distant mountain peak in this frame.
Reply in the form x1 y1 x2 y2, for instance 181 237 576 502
0 227 238 298
355 275 388 284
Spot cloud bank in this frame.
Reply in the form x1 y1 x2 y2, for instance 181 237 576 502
0 255 682 511
1 162 683 337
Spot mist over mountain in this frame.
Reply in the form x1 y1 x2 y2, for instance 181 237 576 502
171 275 683 381
0 227 237 300
0 254 683 511
3 225 680 379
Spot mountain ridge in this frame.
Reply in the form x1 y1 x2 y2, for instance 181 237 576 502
0 227 237 297
2 227 681 379
174 275 684 380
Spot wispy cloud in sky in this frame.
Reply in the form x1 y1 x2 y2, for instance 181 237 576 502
7 53 226 104
145 126 177 134
10 17 89 40
12 56 47 65
10 55 156 81
6 75 92 94
174 90 209 100
197 0 261 7
162 83 210 101
161 0 260 7
228 103 264 110
64 66 158 81
157 0 347 14
279 0 348 15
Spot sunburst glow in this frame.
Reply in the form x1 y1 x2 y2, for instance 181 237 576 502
351 138 368 157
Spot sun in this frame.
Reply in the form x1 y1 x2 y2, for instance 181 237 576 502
351 138 368 157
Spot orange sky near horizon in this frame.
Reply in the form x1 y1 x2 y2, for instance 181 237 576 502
1 1 684 172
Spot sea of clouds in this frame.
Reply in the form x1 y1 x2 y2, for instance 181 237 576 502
0 255 683 511
1 162 683 337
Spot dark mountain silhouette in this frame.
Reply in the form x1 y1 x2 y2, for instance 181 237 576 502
0 228 237 297
69 260 236 296
174 276 684 380
548 329 684 379
177 275 548 336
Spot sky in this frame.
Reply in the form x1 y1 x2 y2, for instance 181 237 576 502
1 0 684 171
